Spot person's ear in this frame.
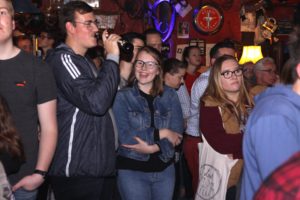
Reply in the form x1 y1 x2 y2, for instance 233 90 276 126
156 69 160 75
12 19 15 30
66 22 75 34
210 58 216 66
296 63 300 78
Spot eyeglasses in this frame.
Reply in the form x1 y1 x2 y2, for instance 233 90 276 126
73 20 100 29
135 60 159 70
221 68 243 79
258 69 277 75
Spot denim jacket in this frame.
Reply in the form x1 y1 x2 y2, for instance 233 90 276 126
113 84 184 162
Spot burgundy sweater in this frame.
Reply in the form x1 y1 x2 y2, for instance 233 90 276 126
200 101 243 159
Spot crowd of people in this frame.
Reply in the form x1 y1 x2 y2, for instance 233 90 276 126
0 0 300 200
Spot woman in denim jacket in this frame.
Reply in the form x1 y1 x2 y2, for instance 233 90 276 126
113 46 184 200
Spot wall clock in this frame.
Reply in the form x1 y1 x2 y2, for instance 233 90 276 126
193 3 224 35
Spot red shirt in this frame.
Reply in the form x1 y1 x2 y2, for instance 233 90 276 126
184 72 201 95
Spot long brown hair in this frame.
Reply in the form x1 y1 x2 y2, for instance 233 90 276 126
0 96 24 161
204 55 253 122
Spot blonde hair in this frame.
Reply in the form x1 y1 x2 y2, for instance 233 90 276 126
204 55 253 122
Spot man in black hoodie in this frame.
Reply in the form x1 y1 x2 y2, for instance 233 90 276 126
45 1 121 199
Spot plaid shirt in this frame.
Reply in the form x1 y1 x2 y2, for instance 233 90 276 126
255 151 300 200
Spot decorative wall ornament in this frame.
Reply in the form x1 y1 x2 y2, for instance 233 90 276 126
188 39 206 55
96 14 120 30
148 0 176 42
193 3 224 35
175 1 192 18
177 21 189 39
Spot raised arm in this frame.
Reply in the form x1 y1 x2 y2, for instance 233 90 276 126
46 31 120 115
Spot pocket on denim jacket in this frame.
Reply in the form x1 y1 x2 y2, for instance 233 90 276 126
128 111 144 130
155 109 171 128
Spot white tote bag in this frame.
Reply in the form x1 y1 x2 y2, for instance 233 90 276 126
195 136 238 200
0 162 14 200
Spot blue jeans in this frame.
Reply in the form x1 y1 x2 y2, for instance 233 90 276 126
13 188 37 200
117 164 175 200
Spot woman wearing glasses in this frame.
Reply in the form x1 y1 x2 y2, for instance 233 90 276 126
197 55 253 200
113 46 184 200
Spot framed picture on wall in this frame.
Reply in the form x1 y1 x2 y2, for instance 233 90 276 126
176 44 189 60
189 39 205 55
95 14 119 30
64 0 100 8
177 22 189 39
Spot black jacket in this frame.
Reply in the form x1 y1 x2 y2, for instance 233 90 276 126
46 44 120 177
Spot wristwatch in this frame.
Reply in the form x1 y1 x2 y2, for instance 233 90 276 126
33 169 47 178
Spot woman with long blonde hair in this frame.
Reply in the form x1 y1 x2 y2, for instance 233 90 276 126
204 55 253 126
198 55 253 199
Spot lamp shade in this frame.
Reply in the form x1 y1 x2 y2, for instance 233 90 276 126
239 46 264 65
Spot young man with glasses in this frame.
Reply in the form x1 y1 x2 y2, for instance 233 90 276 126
45 1 121 199
0 1 57 200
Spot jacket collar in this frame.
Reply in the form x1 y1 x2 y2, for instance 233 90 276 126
131 81 166 99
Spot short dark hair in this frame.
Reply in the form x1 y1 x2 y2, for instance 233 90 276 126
209 39 235 59
120 32 145 62
40 29 56 40
163 58 187 75
40 28 61 47
59 1 94 36
121 32 145 44
13 35 32 46
143 28 162 38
